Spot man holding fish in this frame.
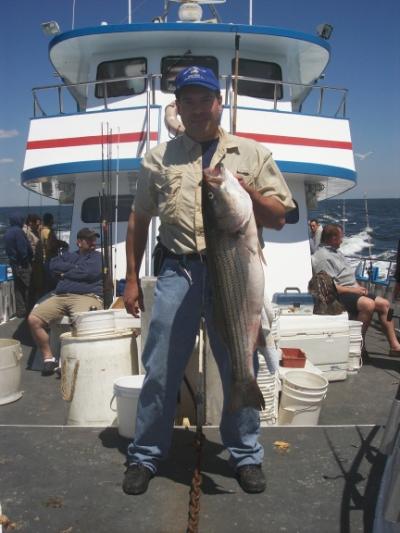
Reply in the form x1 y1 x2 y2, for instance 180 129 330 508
123 66 295 495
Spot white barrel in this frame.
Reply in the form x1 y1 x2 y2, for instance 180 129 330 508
278 370 328 426
112 374 145 439
60 330 138 426
0 339 23 405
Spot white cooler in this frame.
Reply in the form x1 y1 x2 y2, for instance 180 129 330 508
278 313 350 381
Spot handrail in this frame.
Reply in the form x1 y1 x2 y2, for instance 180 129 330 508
31 73 348 119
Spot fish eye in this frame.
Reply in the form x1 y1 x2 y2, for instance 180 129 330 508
208 192 214 199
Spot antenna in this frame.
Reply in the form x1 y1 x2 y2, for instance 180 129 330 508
249 0 253 25
72 0 76 30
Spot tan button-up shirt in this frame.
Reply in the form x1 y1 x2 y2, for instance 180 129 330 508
134 128 294 254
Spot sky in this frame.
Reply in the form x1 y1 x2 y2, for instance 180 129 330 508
0 0 399 206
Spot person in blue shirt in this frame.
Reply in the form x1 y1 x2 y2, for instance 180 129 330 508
4 214 33 318
27 228 104 376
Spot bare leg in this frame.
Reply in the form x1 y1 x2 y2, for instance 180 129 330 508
356 296 375 339
27 313 53 361
375 297 400 350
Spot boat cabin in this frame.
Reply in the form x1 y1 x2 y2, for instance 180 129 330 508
22 2 356 297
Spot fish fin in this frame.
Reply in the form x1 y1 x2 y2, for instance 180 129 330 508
230 380 265 412
258 242 267 264
256 326 266 348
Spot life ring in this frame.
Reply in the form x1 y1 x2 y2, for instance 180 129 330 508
164 101 185 136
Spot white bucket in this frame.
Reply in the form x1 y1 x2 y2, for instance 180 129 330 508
111 374 145 438
72 309 116 337
278 370 328 426
60 330 139 426
0 339 23 405
283 370 328 393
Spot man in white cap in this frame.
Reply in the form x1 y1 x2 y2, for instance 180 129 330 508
123 66 295 495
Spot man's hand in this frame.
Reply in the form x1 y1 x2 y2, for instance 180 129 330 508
235 174 286 229
123 279 144 317
352 286 368 296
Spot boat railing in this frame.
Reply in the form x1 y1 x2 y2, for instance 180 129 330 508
353 256 398 301
32 73 348 119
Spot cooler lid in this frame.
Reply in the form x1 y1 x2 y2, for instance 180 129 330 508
279 313 349 336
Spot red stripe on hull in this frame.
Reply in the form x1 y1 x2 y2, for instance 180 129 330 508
236 132 353 150
27 132 158 150
26 131 352 151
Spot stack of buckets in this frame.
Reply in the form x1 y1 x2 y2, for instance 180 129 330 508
278 370 328 425
348 320 363 373
257 354 279 425
60 309 143 434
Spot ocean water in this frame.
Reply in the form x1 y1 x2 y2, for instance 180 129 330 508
0 199 398 265
309 198 400 262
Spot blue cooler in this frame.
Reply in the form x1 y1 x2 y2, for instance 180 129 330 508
272 287 314 315
0 264 9 282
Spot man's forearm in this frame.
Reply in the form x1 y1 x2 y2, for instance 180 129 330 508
126 211 151 282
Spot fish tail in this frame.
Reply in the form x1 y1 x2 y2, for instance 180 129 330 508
229 380 265 412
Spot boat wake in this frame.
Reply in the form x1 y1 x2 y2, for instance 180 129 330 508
341 230 373 256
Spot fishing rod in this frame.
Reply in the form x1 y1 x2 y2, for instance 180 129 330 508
113 128 121 301
232 34 240 134
100 123 114 309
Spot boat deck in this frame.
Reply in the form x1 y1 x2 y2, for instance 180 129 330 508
0 318 398 532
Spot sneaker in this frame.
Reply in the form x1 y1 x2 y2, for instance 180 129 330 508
236 464 266 494
122 464 153 495
41 360 58 376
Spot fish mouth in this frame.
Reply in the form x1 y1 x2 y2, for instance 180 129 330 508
203 167 224 189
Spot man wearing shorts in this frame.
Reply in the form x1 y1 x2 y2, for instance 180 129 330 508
312 224 400 356
28 228 104 375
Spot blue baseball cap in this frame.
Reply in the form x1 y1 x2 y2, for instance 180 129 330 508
175 66 220 93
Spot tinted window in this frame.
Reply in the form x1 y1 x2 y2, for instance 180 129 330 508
231 58 282 100
161 56 218 93
96 58 147 98
81 195 134 223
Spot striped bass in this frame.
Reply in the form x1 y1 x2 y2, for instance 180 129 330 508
202 165 265 412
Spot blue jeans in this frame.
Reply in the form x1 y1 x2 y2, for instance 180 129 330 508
127 257 263 473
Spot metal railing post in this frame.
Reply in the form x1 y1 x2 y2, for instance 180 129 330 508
317 87 325 115
58 86 63 114
146 74 151 152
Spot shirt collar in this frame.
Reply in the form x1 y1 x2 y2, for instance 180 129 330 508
181 127 240 153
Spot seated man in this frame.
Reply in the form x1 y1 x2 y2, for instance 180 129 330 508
312 224 400 356
28 228 104 375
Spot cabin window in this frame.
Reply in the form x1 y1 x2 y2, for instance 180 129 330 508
81 195 134 223
95 58 147 98
231 58 282 100
161 56 219 93
285 199 299 224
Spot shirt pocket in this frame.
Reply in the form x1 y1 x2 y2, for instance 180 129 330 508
154 171 183 223
236 168 255 188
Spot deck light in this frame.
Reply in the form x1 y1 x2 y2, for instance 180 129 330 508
316 23 333 40
41 21 60 36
